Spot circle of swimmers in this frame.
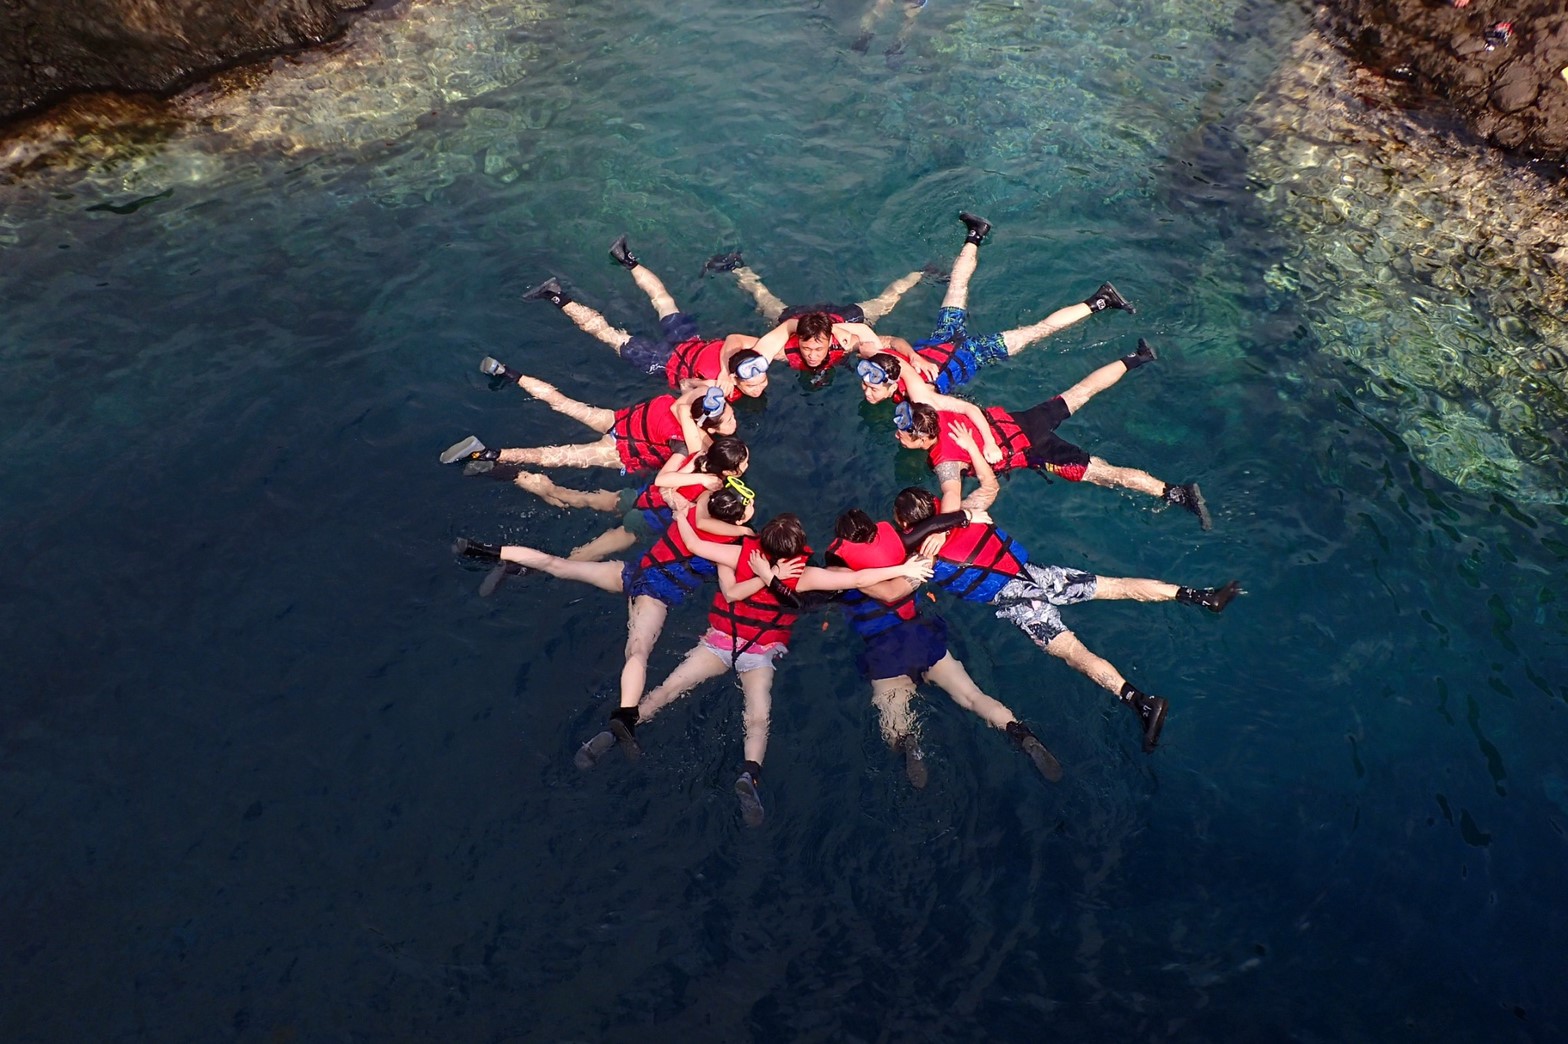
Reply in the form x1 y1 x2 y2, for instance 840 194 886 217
442 212 1241 828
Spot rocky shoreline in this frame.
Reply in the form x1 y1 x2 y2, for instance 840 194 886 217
0 0 370 130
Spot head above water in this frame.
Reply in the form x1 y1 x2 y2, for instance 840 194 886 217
728 348 770 397
833 507 878 544
760 512 808 560
892 486 940 530
697 435 749 476
794 313 836 369
858 352 902 404
894 402 940 450
707 487 755 525
690 395 737 436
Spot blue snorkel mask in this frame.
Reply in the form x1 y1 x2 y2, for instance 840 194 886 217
735 355 769 382
701 385 727 418
893 401 915 433
856 358 891 386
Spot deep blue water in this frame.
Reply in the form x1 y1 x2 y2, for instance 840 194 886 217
2 0 1566 1040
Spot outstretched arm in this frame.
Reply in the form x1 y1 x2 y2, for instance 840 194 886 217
672 386 710 453
673 508 746 569
797 556 933 593
750 319 797 364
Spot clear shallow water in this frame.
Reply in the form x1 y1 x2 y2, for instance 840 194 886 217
2 0 1565 1040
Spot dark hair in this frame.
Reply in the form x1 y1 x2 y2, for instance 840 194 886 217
906 402 940 440
707 488 749 523
892 487 938 529
795 313 834 344
689 398 729 432
760 513 808 559
865 352 903 381
697 436 748 475
833 508 877 544
727 348 766 376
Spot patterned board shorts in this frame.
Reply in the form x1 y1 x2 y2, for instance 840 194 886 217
991 564 1099 645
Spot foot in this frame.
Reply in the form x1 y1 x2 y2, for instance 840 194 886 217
1127 691 1169 753
1086 281 1136 315
1180 579 1242 613
440 435 499 465
480 355 517 380
734 772 765 827
452 536 502 560
608 709 642 762
703 251 744 273
1123 337 1157 370
851 30 874 53
898 736 928 790
919 262 951 285
522 276 566 305
478 562 527 598
1019 733 1064 783
958 210 992 245
1164 481 1212 531
574 730 617 770
608 234 638 270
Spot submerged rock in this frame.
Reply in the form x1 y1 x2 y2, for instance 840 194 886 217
0 1 370 127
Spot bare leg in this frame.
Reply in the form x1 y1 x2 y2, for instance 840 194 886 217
923 652 1015 730
619 595 670 711
724 264 786 322
1057 358 1135 415
1039 629 1127 697
855 0 894 47
510 372 616 432
1081 456 1168 498
856 269 925 324
942 242 979 311
497 545 625 592
560 300 635 351
637 644 731 722
1092 576 1180 603
511 470 622 511
1000 302 1093 356
739 666 775 766
569 526 639 562
870 675 921 748
629 264 680 319
496 438 622 470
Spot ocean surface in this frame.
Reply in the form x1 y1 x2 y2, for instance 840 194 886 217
2 0 1565 1040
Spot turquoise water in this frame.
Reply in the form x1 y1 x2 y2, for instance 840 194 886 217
2 0 1566 1039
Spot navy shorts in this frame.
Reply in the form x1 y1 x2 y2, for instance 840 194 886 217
856 613 949 682
779 302 867 325
621 311 702 375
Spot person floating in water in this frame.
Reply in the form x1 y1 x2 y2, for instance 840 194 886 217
889 421 1240 751
577 510 934 827
439 361 729 474
825 507 1064 788
891 338 1212 527
522 235 771 401
850 212 1136 401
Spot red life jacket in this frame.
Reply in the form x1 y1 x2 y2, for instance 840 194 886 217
665 337 726 389
634 506 738 596
781 311 848 371
707 537 808 651
927 409 1029 475
932 523 1028 603
827 521 918 637
611 395 683 472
